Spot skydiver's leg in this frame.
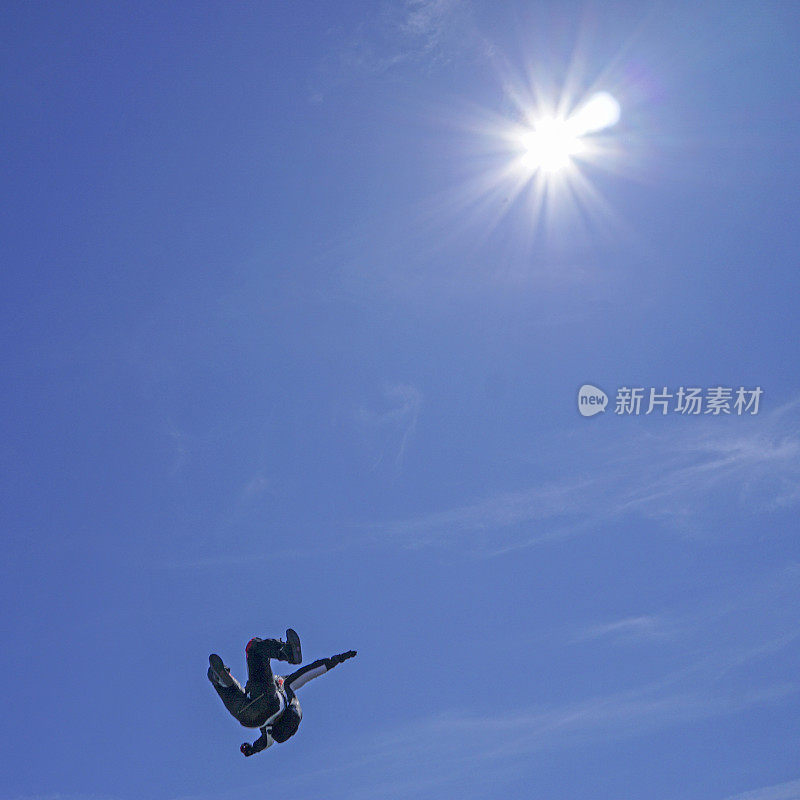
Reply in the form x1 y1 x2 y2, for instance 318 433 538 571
207 660 249 720
243 638 283 718
208 649 281 727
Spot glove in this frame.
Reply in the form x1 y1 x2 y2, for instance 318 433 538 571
331 650 357 666
240 742 254 757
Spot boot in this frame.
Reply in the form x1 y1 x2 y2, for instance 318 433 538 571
283 628 302 664
248 637 288 661
247 632 301 664
208 653 234 687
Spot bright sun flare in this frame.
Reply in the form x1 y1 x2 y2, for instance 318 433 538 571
447 85 625 245
518 118 584 173
515 92 621 176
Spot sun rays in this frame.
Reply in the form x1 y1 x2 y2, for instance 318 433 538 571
430 57 633 258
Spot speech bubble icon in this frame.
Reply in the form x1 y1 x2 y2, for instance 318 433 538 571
578 384 608 417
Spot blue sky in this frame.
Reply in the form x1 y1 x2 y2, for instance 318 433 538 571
2 1 799 798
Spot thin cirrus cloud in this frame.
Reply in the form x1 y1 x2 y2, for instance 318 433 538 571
356 383 422 469
344 619 797 795
262 572 798 800
370 396 800 553
313 674 795 799
341 566 798 775
572 563 800 653
573 614 674 643
312 0 481 99
722 779 800 800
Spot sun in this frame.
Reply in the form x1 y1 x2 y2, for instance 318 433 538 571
513 92 621 178
517 117 585 174
430 82 626 251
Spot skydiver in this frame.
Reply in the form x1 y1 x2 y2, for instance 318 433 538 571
207 629 357 756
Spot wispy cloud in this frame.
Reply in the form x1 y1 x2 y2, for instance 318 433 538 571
161 399 800 570
373 478 588 541
319 637 798 798
722 778 800 800
568 564 800 661
278 570 799 799
574 614 675 643
369 397 800 553
363 613 795 796
400 0 463 57
238 472 271 502
356 383 422 470
421 682 793 762
8 795 122 800
311 0 483 99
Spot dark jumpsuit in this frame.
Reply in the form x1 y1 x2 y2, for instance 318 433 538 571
209 637 344 751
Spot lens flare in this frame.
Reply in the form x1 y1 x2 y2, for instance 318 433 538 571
568 92 621 136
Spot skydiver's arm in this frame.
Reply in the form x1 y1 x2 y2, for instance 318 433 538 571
251 726 275 753
285 651 357 692
241 727 274 756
